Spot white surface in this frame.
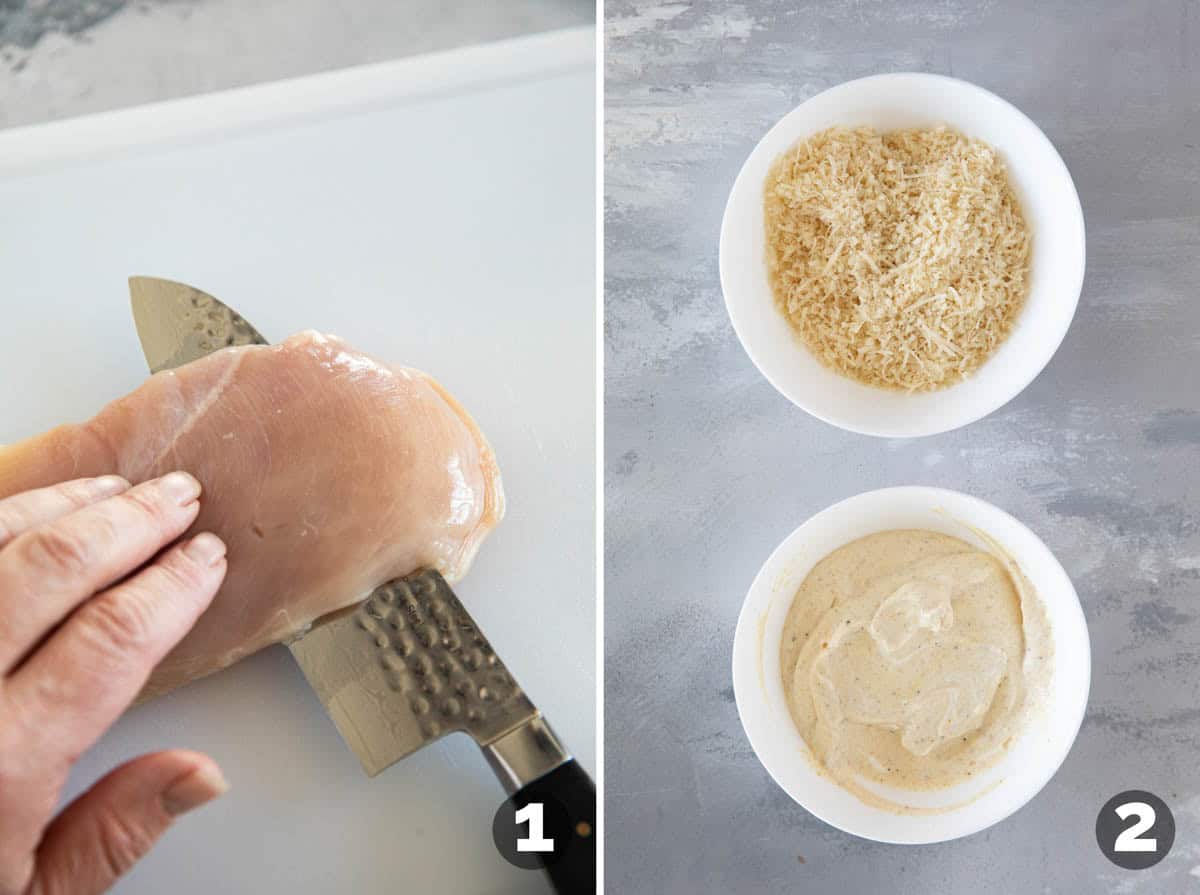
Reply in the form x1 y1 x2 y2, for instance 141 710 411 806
719 73 1086 438
732 487 1090 844
0 28 594 895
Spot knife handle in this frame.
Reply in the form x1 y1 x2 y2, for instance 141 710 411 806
514 759 596 894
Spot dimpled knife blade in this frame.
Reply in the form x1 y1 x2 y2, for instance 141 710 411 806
129 276 267 373
288 570 541 776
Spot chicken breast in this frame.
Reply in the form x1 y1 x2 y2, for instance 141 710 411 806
0 331 503 699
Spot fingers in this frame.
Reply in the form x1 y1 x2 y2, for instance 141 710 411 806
0 472 202 674
0 473 227 895
9 533 226 760
26 750 228 895
0 476 130 550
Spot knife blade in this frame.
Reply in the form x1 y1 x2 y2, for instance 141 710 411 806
129 276 267 373
128 276 594 892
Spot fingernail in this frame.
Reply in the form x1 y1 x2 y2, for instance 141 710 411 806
184 532 226 567
160 472 201 506
91 475 130 496
162 764 229 817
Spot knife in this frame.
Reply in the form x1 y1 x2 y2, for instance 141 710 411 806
128 276 596 893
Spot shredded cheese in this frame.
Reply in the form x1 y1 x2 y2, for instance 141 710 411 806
764 126 1031 392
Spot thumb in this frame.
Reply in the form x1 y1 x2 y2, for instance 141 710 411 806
28 751 228 895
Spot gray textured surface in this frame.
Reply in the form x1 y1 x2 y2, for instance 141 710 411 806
605 1 1200 892
0 0 593 127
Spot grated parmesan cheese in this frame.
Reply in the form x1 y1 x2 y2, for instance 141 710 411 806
764 126 1031 392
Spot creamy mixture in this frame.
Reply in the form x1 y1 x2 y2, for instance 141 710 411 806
780 529 1052 813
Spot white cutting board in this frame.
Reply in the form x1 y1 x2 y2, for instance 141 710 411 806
0 28 594 895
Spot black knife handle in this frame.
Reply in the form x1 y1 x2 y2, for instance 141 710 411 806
513 759 596 894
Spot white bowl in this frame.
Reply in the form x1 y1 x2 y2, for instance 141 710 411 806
731 487 1090 843
719 73 1086 438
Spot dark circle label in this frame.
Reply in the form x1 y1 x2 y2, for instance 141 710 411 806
1096 790 1175 870
492 794 574 870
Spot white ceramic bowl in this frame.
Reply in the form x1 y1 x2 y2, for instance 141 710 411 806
719 73 1086 438
731 487 1090 843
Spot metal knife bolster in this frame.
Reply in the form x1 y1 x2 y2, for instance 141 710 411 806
483 715 570 795
289 569 569 787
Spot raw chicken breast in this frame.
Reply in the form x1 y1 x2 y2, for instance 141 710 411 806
0 331 503 699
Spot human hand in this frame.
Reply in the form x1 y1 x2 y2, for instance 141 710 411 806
0 473 229 895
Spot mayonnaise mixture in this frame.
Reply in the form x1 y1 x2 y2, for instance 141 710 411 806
780 529 1052 813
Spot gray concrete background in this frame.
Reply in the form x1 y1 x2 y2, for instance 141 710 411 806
605 1 1200 893
0 0 593 128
